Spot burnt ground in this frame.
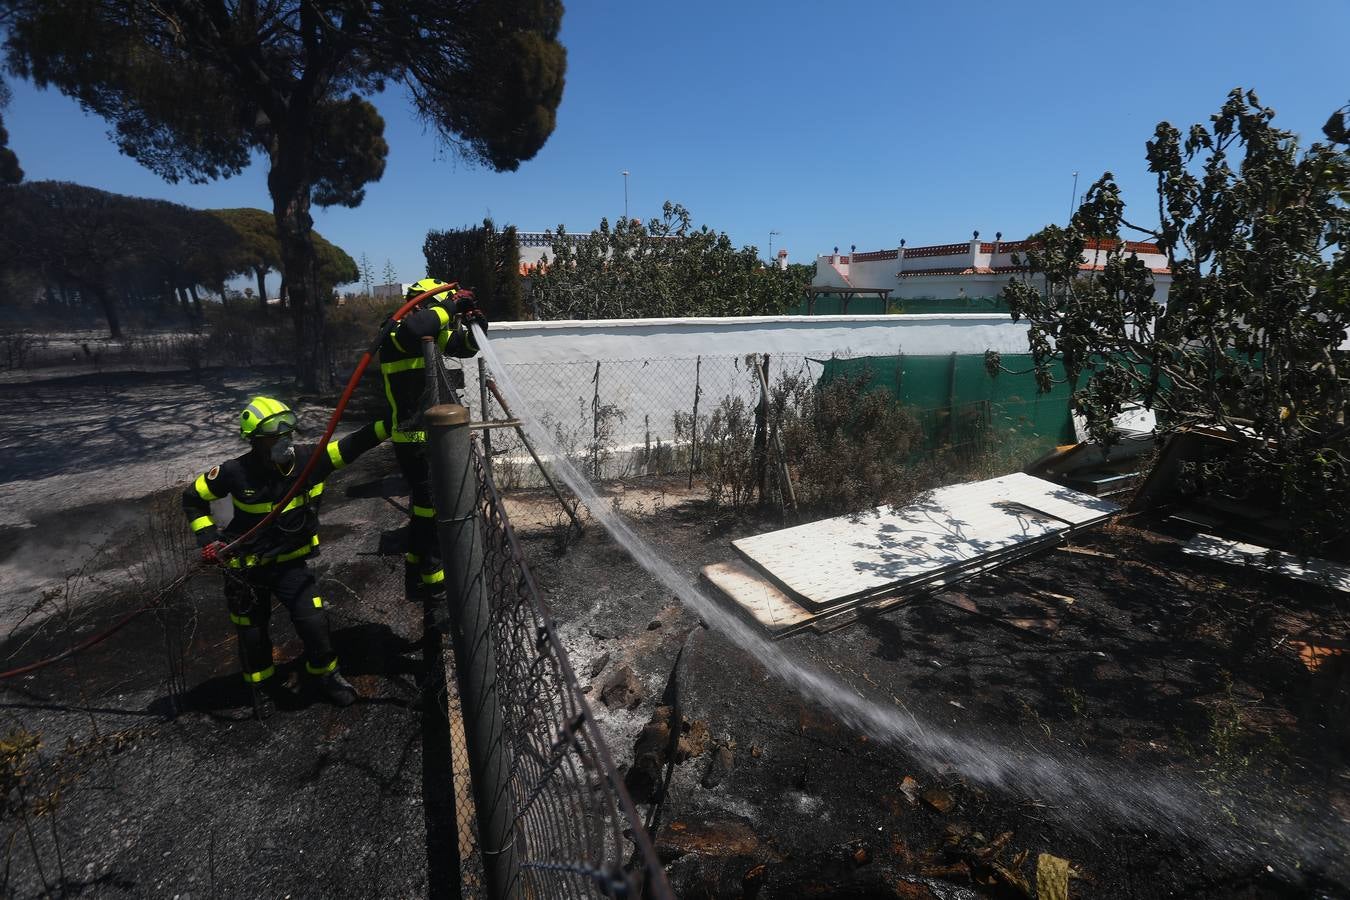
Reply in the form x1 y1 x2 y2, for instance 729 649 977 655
1 364 1348 899
514 482 1350 900
0 444 457 899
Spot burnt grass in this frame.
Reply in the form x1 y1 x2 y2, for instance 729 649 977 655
519 482 1350 900
0 447 451 899
2 457 1348 898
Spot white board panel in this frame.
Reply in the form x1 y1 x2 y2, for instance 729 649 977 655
732 474 1117 607
1182 534 1350 594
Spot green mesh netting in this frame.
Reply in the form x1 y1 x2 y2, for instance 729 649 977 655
817 353 1076 450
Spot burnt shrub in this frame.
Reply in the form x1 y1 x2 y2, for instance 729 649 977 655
777 371 928 515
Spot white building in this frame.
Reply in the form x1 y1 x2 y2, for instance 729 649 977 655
811 233 1172 309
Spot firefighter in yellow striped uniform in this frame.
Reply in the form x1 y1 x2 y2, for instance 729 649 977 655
376 277 487 600
182 396 387 714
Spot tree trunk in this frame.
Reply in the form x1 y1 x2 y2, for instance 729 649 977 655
255 266 269 314
189 284 203 317
270 133 327 393
91 283 122 339
175 284 190 316
168 284 187 319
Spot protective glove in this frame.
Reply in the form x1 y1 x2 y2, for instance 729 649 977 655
461 307 489 332
201 540 229 565
451 290 478 314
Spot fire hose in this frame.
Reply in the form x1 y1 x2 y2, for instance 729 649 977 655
0 284 458 681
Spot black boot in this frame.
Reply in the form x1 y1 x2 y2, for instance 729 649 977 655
249 678 291 720
314 670 358 707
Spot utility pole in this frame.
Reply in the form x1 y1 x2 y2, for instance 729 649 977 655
622 170 630 221
1069 171 1079 220
768 230 780 263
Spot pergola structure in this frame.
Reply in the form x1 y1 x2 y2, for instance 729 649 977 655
803 286 892 315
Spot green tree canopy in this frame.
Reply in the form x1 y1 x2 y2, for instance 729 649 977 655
530 202 807 320
993 90 1350 548
210 208 281 311
0 80 19 184
424 218 525 321
3 0 566 389
0 180 239 335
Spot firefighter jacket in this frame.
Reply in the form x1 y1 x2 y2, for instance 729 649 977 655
181 420 387 568
377 300 479 444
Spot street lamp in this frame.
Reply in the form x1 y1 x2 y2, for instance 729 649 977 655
768 230 780 262
622 170 629 220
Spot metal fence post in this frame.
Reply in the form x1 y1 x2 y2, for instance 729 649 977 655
426 404 522 900
478 357 493 481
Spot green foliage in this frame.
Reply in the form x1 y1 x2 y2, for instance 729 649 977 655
2 0 567 389
423 218 526 321
998 90 1350 548
0 80 20 184
531 202 807 319
0 180 236 336
313 231 359 293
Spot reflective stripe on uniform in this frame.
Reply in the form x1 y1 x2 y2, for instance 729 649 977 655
229 612 253 626
190 515 214 533
312 596 323 609
279 483 323 514
326 442 346 468
391 429 426 443
233 496 272 514
421 569 445 585
305 657 338 676
195 473 221 502
380 356 425 375
374 420 390 440
242 665 275 684
275 535 320 563
412 504 435 518
405 552 420 564
226 534 319 568
432 306 450 328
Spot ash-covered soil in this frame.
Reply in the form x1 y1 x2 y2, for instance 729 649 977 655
1 437 456 899
513 479 1350 899
3 365 1348 899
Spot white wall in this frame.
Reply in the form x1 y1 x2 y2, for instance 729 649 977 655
482 313 1031 363
452 315 1034 472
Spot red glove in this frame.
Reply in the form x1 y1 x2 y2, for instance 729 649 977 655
201 540 229 565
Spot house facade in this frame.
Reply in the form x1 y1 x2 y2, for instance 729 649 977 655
812 233 1173 303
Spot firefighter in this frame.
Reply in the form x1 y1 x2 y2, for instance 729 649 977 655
183 396 388 714
377 277 487 600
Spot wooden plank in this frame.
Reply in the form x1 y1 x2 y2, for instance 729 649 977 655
701 560 816 631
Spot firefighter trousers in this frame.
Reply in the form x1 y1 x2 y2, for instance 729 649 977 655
393 441 445 596
223 561 337 684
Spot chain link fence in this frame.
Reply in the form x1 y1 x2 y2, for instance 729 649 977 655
423 344 673 899
451 351 1072 493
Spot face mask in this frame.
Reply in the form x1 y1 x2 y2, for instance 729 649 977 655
270 436 295 468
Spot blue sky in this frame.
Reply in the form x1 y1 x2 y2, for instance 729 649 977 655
6 0 1348 295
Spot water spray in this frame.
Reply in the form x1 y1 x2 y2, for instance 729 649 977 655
471 323 1346 880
